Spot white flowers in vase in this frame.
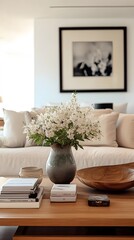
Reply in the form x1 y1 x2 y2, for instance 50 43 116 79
24 93 101 150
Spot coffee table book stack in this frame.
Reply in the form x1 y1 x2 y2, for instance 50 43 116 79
50 183 77 202
0 177 44 208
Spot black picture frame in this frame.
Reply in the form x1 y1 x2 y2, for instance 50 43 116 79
59 26 127 92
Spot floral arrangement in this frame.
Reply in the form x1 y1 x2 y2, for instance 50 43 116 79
24 93 101 150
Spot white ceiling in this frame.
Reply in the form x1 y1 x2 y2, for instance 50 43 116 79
0 0 134 40
0 0 134 19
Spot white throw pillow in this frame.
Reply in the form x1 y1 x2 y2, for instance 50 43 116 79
113 103 128 113
117 114 134 148
81 112 119 147
24 111 37 147
3 109 27 147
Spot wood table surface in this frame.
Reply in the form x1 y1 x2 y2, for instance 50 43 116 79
0 177 134 227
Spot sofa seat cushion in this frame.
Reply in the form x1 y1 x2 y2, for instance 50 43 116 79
0 146 134 176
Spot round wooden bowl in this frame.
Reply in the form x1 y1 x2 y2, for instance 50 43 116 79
77 164 134 191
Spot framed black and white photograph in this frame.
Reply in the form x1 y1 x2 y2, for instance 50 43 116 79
59 27 127 92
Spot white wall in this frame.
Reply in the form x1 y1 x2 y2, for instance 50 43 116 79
0 19 34 112
34 18 134 113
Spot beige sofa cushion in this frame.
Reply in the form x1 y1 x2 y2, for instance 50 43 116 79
113 103 128 113
2 109 27 147
24 111 37 147
81 112 119 147
90 109 112 116
117 113 134 148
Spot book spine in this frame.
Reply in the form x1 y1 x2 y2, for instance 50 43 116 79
0 187 44 203
0 200 41 208
35 186 44 201
51 192 76 197
50 195 77 202
0 187 37 194
0 198 36 202
0 191 44 208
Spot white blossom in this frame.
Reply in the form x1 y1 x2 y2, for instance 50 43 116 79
24 93 101 150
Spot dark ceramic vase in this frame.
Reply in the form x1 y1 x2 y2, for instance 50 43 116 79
46 144 76 184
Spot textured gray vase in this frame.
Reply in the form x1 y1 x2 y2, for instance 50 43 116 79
46 144 76 184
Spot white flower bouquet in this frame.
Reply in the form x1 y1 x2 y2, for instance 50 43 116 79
24 93 101 150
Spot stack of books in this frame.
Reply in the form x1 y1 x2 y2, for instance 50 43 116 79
50 184 77 202
0 177 44 208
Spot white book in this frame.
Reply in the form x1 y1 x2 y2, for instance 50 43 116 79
1 178 39 192
0 197 36 202
0 186 44 200
0 187 44 208
0 193 33 199
0 185 41 199
0 187 37 194
0 196 42 208
51 184 77 197
50 195 77 202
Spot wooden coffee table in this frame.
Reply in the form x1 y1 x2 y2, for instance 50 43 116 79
0 177 133 239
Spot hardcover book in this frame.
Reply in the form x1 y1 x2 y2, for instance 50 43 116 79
0 186 44 208
51 184 77 197
0 186 42 199
1 178 39 193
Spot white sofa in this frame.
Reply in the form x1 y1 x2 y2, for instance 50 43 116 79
0 107 134 177
0 145 134 177
0 106 134 240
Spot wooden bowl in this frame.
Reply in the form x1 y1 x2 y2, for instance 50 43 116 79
77 164 134 191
